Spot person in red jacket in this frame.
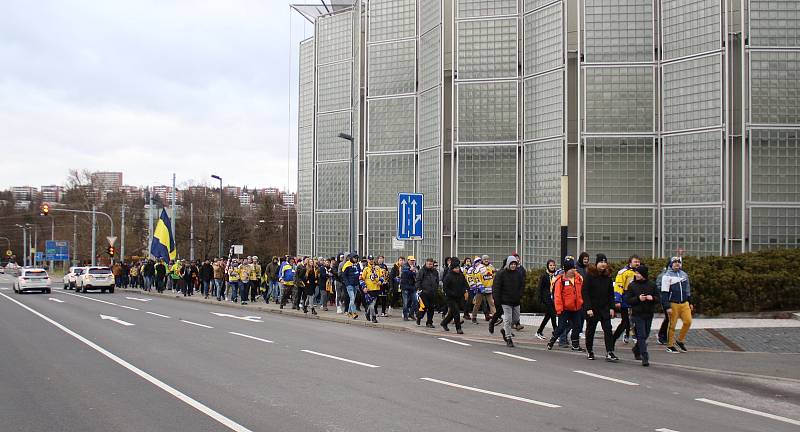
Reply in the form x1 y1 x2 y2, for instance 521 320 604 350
547 256 585 352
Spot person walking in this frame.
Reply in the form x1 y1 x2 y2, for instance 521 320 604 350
415 258 439 328
614 255 641 344
547 257 585 352
278 258 296 309
493 255 525 347
376 256 391 317
200 259 213 299
341 254 361 319
228 260 241 303
535 259 559 339
400 256 419 321
264 257 280 303
582 254 619 362
624 265 659 366
440 258 467 335
213 258 225 300
154 259 167 293
662 257 692 354
360 256 384 323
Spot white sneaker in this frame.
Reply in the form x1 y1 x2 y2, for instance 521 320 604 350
336 306 343 314
580 332 586 339
535 332 546 340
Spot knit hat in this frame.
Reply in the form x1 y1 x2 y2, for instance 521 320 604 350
473 256 482 263
563 255 575 271
481 255 490 262
635 264 649 279
595 253 608 264
669 256 682 268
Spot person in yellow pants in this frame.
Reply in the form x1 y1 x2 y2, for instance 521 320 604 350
660 257 692 353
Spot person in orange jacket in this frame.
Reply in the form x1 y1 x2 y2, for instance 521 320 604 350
547 256 585 352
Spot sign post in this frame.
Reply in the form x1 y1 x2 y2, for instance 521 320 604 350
397 193 424 241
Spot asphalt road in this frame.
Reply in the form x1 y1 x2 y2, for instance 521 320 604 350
1 275 798 432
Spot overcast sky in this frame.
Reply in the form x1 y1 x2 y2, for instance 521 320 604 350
1 0 314 191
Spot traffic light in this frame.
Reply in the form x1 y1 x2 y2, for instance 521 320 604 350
107 246 115 257
40 203 50 216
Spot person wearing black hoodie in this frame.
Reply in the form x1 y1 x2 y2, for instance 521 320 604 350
416 258 440 328
582 254 618 362
200 260 214 299
535 259 558 339
494 255 525 347
623 264 660 366
440 258 468 334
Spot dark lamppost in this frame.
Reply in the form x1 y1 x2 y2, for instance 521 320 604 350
338 133 355 253
211 175 223 258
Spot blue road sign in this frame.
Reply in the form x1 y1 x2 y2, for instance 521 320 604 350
397 193 423 240
45 240 70 261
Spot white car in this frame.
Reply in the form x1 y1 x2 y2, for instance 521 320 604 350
76 266 115 293
13 268 52 294
63 266 86 290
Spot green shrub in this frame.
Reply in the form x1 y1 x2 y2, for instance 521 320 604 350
520 249 800 316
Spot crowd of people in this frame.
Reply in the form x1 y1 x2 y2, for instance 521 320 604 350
112 250 693 367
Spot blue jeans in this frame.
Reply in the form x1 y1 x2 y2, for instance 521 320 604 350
402 289 416 319
229 281 239 301
143 276 152 290
552 310 582 348
201 280 210 297
239 283 249 303
631 315 653 358
346 285 358 313
214 279 223 300
269 281 280 301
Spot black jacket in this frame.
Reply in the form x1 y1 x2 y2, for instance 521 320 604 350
582 265 615 313
494 267 525 306
624 279 660 317
442 269 468 300
538 271 555 305
200 263 214 282
416 266 439 294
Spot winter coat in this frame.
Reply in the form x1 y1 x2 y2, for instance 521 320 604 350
538 271 556 305
265 261 280 282
200 263 214 282
400 265 418 290
660 269 691 309
342 261 360 287
493 268 525 307
614 266 636 308
553 273 584 315
582 265 615 313
624 279 660 318
415 265 439 294
442 270 468 300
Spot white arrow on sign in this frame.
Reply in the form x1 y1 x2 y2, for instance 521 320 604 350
125 297 152 302
100 314 134 326
48 298 65 303
106 236 118 246
400 199 407 235
210 312 263 322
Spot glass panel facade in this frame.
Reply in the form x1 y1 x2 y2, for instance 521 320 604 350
315 162 350 210
663 131 722 203
523 2 562 76
367 97 416 152
661 0 721 60
299 40 315 129
368 0 416 42
419 147 441 208
316 12 352 65
524 0 559 13
750 0 800 47
523 140 561 205
524 71 563 140
457 0 517 18
419 88 441 150
584 208 654 262
456 209 517 260
367 41 416 96
366 154 415 208
299 126 314 169
584 67 654 133
662 54 722 131
751 207 800 250
457 81 518 142
367 210 415 259
457 145 517 206
663 207 722 256
317 61 352 113
419 210 441 260
298 169 313 213
750 51 800 125
297 212 313 256
420 0 441 35
584 0 653 63
315 212 350 257
584 137 654 204
316 112 350 162
523 208 560 268
751 129 800 203
419 29 442 92
457 18 517 80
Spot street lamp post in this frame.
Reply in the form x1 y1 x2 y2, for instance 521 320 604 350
211 175 223 258
338 133 356 253
15 224 26 266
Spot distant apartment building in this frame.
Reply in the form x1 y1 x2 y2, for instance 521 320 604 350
119 185 144 201
281 192 296 208
11 186 37 201
40 185 65 203
187 186 209 197
151 185 179 203
223 186 242 197
91 172 123 192
239 192 253 207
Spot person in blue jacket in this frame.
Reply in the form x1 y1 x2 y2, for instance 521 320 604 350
661 257 692 353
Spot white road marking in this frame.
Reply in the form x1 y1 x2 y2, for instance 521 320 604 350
438 337 471 346
300 350 380 368
655 428 680 432
125 297 152 302
100 314 135 326
181 320 213 329
420 378 560 408
229 332 273 344
211 312 263 322
146 311 171 318
0 292 254 432
493 351 536 362
696 398 800 426
58 291 139 310
573 370 639 386
0 287 9 290
48 298 65 303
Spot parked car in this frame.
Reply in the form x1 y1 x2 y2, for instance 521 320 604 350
76 266 114 293
63 266 86 290
13 268 51 294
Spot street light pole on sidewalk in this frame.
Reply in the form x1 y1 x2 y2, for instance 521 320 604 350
338 132 355 253
211 175 223 258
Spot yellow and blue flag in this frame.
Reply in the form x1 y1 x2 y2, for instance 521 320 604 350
150 209 176 261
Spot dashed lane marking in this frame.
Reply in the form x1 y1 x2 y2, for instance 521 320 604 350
229 332 273 344
419 378 560 408
180 320 213 329
573 370 639 386
493 351 536 362
438 337 471 346
300 350 380 368
696 398 800 426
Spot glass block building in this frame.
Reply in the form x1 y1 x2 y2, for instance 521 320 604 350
292 0 799 267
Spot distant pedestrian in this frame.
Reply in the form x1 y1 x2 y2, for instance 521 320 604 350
662 257 692 354
582 254 618 362
440 258 467 335
415 258 439 328
493 255 525 347
535 259 559 339
547 256 585 352
624 265 659 366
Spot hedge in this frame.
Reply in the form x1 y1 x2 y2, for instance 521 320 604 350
520 248 800 316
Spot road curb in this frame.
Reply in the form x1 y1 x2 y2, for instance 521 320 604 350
793 312 800 321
